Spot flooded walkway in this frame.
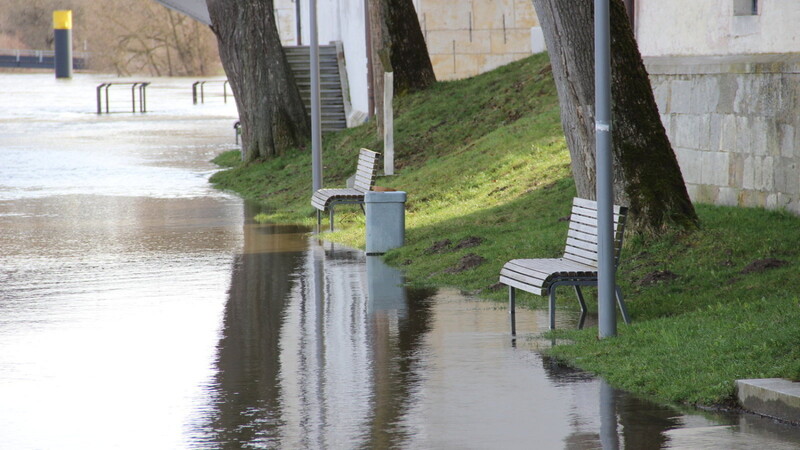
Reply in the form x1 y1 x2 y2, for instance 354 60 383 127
1 74 798 449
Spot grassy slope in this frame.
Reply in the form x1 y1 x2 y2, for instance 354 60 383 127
210 53 800 408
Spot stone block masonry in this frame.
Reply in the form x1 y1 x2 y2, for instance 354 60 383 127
646 54 800 214
416 0 539 80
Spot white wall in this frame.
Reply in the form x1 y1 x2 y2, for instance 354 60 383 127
297 0 370 119
636 0 800 56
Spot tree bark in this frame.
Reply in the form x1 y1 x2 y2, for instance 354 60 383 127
533 0 698 234
368 0 436 133
207 0 310 161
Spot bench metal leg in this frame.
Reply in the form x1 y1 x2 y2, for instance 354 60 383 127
615 286 631 325
329 205 335 232
509 287 516 336
316 210 321 228
578 310 587 329
574 286 588 314
548 288 557 330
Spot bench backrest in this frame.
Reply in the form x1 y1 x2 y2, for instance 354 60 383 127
354 148 380 193
563 197 628 268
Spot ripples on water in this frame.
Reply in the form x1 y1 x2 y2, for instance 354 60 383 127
1 73 799 449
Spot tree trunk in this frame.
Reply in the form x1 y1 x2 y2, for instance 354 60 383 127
368 0 436 133
207 0 310 161
532 0 698 234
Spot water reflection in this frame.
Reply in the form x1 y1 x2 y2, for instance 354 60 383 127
197 207 436 448
195 216 800 449
6 73 796 449
198 205 306 447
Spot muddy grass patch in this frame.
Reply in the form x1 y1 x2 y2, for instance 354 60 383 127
637 270 679 286
740 258 789 274
444 253 487 274
425 236 485 254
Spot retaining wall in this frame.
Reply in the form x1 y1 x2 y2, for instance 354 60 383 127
646 54 800 213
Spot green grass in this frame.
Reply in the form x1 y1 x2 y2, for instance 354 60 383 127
210 53 800 409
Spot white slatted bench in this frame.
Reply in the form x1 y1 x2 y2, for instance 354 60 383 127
499 197 631 333
311 148 379 231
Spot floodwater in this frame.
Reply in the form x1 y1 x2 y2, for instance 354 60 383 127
1 73 799 449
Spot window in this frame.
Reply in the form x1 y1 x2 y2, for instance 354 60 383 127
734 0 758 16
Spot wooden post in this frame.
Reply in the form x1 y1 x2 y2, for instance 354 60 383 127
383 71 394 175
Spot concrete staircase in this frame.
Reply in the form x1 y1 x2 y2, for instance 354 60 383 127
284 44 348 132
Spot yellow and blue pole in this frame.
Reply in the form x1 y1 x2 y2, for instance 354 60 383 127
53 10 73 78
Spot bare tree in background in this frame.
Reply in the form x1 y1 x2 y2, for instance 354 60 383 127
91 2 220 76
0 0 221 76
533 0 697 234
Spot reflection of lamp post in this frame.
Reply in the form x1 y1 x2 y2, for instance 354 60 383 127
595 0 616 338
599 380 620 449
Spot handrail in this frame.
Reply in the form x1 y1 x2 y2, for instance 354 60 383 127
96 82 150 114
192 80 229 104
0 48 91 59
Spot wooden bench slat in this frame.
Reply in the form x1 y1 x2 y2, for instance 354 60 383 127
501 265 550 284
499 276 545 296
562 253 599 268
566 236 598 252
354 173 373 187
564 245 601 263
569 220 623 235
357 160 376 173
514 258 595 276
571 206 625 223
573 197 623 214
500 269 549 288
504 260 555 279
508 258 595 275
567 228 599 244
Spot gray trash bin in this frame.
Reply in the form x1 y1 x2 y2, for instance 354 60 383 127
365 191 406 255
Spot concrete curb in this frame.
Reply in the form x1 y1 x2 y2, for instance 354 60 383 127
736 378 800 425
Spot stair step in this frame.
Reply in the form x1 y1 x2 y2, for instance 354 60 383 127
284 44 347 130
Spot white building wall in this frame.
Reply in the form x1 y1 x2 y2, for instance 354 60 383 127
636 0 800 56
293 0 370 119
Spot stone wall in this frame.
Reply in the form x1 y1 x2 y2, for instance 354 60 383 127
415 0 539 80
646 54 800 213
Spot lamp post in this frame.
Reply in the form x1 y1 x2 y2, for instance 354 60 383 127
310 0 323 193
595 0 616 338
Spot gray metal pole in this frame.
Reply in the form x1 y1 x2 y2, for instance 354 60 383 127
595 0 616 338
310 0 323 193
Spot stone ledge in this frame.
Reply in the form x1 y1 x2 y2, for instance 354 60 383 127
736 378 800 425
645 53 800 75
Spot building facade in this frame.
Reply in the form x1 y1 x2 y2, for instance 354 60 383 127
280 0 541 121
634 0 800 213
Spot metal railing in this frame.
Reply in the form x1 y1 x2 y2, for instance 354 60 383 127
192 80 229 104
1 48 54 61
0 48 89 69
96 82 150 114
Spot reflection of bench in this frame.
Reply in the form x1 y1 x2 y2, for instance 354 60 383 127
311 148 379 231
499 197 631 333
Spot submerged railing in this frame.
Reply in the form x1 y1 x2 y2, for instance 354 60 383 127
96 82 150 114
192 80 229 104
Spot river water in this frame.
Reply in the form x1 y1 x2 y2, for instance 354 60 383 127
1 73 798 449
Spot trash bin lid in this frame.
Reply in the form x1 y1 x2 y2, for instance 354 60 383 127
365 191 407 203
